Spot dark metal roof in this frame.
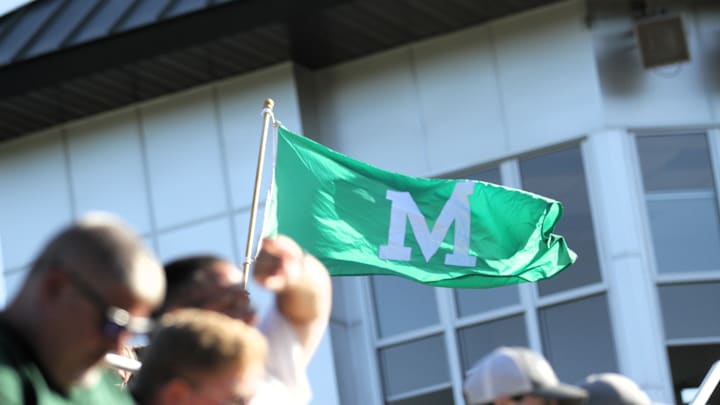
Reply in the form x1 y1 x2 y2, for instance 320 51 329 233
0 0 564 141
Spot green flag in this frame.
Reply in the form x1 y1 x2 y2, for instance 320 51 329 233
263 126 577 288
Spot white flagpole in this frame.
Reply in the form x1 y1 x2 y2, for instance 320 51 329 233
242 98 275 287
691 360 720 405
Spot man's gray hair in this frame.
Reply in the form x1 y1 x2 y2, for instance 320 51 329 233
31 212 165 304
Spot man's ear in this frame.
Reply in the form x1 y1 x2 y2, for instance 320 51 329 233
159 378 194 405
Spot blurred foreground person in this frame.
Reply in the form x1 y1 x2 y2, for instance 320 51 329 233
463 346 587 405
155 235 331 404
131 309 267 405
582 373 664 405
0 213 165 404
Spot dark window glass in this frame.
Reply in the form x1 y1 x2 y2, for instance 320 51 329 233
658 283 720 339
371 276 439 338
647 197 720 273
519 147 601 295
457 315 527 373
455 285 520 318
637 134 720 274
465 167 501 185
637 134 714 192
667 344 720 405
379 335 450 398
539 294 617 383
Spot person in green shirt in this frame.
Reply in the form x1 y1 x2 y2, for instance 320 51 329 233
0 213 166 404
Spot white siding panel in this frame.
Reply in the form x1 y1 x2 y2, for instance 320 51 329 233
493 1 603 150
412 25 507 174
216 63 303 210
156 216 234 263
0 131 72 269
66 110 152 234
316 49 430 176
141 88 227 229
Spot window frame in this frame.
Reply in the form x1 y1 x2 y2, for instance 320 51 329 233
362 141 615 404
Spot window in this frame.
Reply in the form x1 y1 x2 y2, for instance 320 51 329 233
454 166 521 318
637 134 720 274
457 315 527 373
539 294 618 382
636 131 720 404
455 284 520 318
370 275 449 404
519 148 616 383
371 275 439 338
658 282 720 340
368 149 616 404
667 344 720 404
379 335 450 400
519 147 602 296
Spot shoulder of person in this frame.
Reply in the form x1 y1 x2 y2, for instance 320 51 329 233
0 364 25 405
69 369 134 404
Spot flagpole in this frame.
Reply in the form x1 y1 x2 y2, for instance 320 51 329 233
242 98 275 288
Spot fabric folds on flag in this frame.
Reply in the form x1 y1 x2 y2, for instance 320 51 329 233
263 127 577 288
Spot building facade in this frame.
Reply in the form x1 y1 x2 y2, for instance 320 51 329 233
1 1 719 404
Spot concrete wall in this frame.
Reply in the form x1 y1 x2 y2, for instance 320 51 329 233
314 1 602 178
593 4 720 128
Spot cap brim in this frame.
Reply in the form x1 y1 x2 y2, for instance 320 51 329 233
533 382 588 404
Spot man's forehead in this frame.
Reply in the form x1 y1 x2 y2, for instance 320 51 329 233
194 261 242 285
223 265 243 284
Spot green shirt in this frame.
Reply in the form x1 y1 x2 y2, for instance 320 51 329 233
0 318 134 405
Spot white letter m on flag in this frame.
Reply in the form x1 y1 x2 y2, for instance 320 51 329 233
379 182 477 267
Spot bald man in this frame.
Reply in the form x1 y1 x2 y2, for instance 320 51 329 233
0 213 166 404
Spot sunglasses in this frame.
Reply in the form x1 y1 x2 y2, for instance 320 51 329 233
64 270 154 339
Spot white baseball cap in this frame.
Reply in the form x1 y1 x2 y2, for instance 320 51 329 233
463 346 587 405
582 373 665 405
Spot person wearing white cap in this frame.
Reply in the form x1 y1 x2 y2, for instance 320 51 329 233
581 373 663 405
463 346 587 405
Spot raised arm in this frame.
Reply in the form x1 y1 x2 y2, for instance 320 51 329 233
252 235 332 362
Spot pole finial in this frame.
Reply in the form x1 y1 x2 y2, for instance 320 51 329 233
264 98 275 110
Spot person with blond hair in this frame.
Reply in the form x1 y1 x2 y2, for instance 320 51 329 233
131 309 267 405
157 235 332 404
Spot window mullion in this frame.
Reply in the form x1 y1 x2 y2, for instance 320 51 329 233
361 277 388 405
435 287 466 405
706 128 720 216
